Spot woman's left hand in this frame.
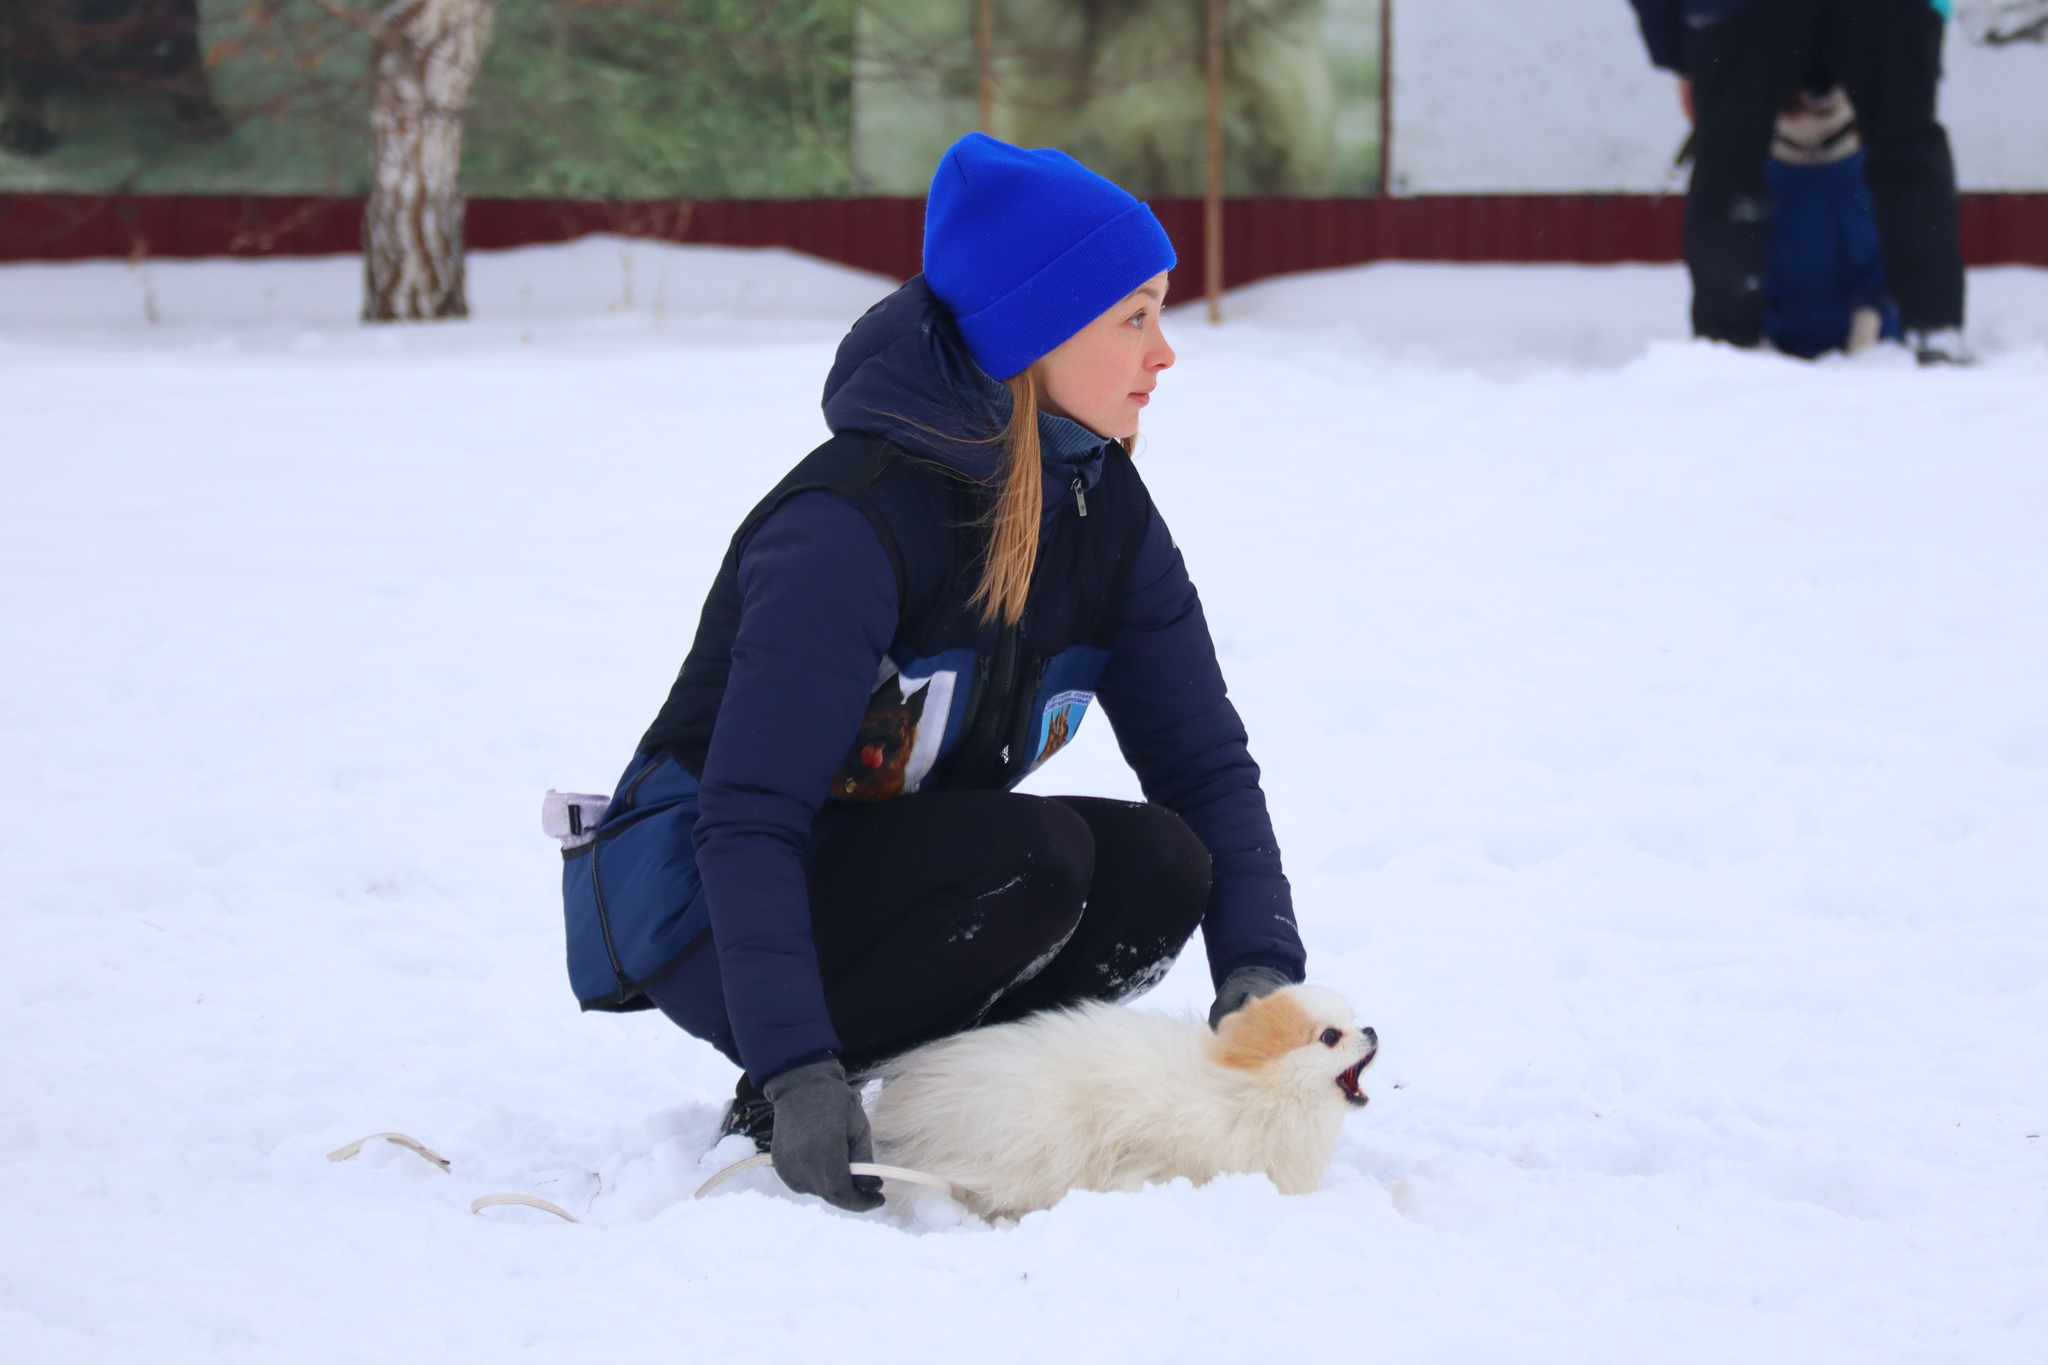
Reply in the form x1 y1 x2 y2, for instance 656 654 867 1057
762 1058 886 1212
1208 964 1294 1029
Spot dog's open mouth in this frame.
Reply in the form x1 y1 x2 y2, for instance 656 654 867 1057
1336 1058 1370 1107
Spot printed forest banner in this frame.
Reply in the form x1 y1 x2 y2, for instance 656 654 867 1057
0 0 1382 198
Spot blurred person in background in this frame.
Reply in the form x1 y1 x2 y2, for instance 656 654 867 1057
1629 0 1969 363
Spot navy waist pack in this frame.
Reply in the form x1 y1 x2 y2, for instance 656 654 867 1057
561 749 709 1012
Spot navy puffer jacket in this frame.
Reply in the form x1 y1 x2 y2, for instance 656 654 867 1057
578 279 1305 1084
1627 0 1759 72
1627 0 1948 72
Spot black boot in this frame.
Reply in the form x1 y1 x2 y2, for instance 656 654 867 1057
718 1074 774 1152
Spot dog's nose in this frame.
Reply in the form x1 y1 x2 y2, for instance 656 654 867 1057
1361 1027 1378 1050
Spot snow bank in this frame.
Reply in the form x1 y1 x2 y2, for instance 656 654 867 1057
0 234 898 330
3 250 2046 1362
10 240 2047 369
1204 261 1693 369
1200 261 2048 370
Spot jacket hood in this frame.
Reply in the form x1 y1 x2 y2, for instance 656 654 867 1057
822 276 1113 507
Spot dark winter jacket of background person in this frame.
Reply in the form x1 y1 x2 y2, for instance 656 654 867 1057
561 277 1305 1085
1627 0 1954 72
1765 149 1903 357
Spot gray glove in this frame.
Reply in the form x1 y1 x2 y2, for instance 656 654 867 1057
1208 964 1295 1029
762 1058 885 1212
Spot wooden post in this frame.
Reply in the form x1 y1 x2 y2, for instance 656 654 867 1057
976 0 995 134
1376 0 1392 198
1204 0 1224 324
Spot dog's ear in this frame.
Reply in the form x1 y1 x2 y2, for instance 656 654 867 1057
1212 989 1315 1071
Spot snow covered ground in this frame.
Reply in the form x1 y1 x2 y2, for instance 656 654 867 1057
4 239 2045 1363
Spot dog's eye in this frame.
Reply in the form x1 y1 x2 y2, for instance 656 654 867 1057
1320 1028 1342 1047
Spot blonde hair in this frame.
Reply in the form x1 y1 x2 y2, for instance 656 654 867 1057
970 369 1139 626
969 370 1044 626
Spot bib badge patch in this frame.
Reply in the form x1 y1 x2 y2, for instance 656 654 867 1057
1030 690 1094 771
830 668 956 800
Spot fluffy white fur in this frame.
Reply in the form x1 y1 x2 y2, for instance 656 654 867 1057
867 984 1377 1219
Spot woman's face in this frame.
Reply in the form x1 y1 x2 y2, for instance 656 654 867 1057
1034 273 1175 440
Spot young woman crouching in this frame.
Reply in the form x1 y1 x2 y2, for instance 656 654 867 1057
563 134 1308 1211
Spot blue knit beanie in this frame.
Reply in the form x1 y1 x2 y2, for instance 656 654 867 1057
923 133 1178 381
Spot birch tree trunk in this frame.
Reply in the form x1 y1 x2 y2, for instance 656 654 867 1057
362 0 495 321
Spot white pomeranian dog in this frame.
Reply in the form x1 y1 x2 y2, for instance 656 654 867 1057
867 984 1377 1219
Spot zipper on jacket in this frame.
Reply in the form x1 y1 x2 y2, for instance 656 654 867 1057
979 617 1024 782
587 842 633 993
943 470 1089 787
620 753 664 812
948 611 1024 788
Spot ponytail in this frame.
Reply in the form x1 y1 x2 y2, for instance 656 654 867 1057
970 369 1044 625
970 373 1139 625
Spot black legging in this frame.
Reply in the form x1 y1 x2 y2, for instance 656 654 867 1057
643 791 1210 1076
1685 0 1963 343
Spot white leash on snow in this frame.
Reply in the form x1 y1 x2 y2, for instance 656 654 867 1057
327 1132 580 1222
326 1132 452 1172
692 1151 959 1202
328 1131 951 1217
470 1192 580 1223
